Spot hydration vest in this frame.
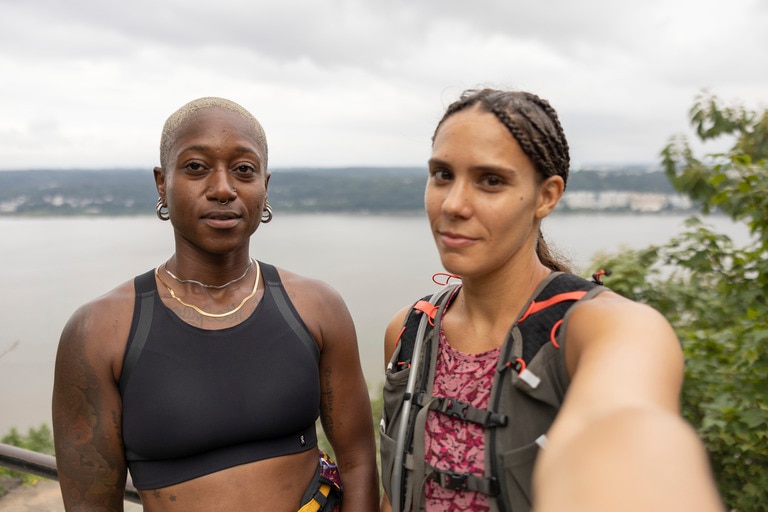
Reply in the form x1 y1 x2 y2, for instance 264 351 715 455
380 272 606 512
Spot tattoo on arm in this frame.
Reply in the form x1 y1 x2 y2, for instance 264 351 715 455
55 314 124 507
321 367 335 438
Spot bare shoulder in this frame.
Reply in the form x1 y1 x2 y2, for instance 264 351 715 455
387 304 412 331
567 290 676 342
275 266 345 305
562 290 684 411
575 288 664 313
57 279 137 378
273 266 354 349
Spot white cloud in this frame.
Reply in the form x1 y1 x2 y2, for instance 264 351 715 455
0 0 766 169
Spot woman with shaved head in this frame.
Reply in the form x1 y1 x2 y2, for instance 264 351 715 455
52 97 378 511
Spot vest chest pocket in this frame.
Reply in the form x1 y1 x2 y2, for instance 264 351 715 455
498 440 541 509
509 343 568 408
381 364 411 499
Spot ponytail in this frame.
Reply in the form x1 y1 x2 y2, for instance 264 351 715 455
537 229 572 273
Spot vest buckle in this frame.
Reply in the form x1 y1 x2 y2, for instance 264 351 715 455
443 472 469 491
443 398 469 420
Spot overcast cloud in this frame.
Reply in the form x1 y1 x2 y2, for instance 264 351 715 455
1 0 766 170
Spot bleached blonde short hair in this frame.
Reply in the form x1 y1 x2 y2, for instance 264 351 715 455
159 97 268 169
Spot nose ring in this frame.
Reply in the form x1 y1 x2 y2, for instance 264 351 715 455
214 187 235 206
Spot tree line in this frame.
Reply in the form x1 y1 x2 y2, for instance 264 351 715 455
0 165 676 217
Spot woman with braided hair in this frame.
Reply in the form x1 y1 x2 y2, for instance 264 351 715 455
52 97 379 511
379 88 723 512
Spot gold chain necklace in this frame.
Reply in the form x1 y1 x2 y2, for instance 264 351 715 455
155 260 261 318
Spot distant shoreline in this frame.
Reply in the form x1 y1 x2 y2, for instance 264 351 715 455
0 208 707 218
0 167 702 217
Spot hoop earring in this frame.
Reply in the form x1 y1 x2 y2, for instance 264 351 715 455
261 202 273 223
156 197 169 221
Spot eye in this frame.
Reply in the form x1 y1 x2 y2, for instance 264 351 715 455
480 174 504 187
476 170 511 190
232 164 259 177
429 168 453 183
183 162 207 173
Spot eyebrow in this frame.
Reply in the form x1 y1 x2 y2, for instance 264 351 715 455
427 157 447 167
428 157 520 176
179 144 263 158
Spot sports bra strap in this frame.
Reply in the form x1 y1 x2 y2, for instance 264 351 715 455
260 262 320 365
120 270 156 393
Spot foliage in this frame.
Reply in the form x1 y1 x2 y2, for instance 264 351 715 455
0 423 55 492
593 91 768 511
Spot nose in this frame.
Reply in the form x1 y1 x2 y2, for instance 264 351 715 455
441 180 471 218
206 169 237 204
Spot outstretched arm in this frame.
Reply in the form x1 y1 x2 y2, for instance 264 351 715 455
52 300 129 511
532 293 724 512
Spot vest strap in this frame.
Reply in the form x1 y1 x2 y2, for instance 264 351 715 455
517 290 589 323
431 466 500 496
425 396 507 428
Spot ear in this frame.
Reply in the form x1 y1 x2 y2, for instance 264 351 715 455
153 167 166 197
535 175 564 219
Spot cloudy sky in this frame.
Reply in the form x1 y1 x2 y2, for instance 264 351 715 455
1 0 766 171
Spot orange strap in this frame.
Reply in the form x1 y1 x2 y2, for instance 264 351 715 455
394 299 440 367
517 291 588 323
413 300 439 326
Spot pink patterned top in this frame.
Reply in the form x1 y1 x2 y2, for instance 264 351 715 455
424 330 500 512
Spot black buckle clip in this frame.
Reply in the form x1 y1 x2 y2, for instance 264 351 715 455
444 398 469 420
444 472 468 491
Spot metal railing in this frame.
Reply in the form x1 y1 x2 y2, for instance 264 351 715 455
0 442 141 504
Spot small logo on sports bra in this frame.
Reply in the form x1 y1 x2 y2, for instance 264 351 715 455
300 434 306 446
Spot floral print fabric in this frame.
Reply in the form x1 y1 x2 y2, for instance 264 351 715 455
424 330 500 512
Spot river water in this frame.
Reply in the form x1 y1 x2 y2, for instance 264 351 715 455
0 213 750 435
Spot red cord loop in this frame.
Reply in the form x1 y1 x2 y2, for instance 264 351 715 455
550 319 563 348
432 272 461 286
505 358 526 373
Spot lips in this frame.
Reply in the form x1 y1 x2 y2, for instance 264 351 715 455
203 210 240 220
439 230 477 248
202 210 242 229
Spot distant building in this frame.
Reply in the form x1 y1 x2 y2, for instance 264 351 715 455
561 190 692 213
629 193 668 213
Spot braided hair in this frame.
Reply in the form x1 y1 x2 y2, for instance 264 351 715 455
433 89 572 272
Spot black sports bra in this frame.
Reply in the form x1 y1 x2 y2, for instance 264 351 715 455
119 262 320 490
